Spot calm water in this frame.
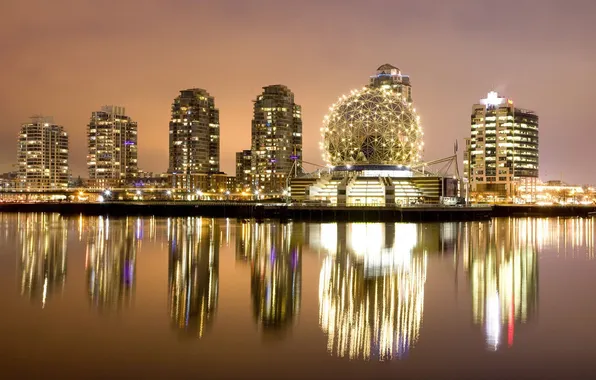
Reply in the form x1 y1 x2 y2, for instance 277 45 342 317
1 214 596 379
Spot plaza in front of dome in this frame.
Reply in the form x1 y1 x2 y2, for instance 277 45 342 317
291 64 459 206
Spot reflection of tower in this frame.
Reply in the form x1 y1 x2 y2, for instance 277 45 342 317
236 222 302 335
236 221 259 263
86 217 138 311
316 223 427 361
464 218 538 351
18 213 67 307
169 217 219 339
251 223 302 334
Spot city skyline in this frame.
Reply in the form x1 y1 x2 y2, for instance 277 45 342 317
2 0 595 184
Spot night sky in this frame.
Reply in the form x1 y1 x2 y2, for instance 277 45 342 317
2 0 595 183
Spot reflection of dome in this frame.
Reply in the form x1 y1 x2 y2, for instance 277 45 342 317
321 86 423 166
313 223 427 361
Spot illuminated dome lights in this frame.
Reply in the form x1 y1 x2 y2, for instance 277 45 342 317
321 86 423 167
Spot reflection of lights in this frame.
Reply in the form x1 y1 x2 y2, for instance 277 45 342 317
236 222 302 334
485 292 501 351
465 219 538 351
534 218 595 259
310 223 338 255
18 213 67 308
87 217 138 311
169 217 219 339
348 224 417 274
317 223 426 361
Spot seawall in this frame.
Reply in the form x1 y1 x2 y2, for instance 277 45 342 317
0 202 491 223
2 202 595 222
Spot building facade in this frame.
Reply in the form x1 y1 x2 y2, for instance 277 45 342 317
465 92 539 201
369 63 412 102
251 85 302 194
235 149 252 191
168 88 220 191
87 106 138 188
17 116 69 190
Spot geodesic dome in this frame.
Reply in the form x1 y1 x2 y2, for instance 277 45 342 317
321 86 423 166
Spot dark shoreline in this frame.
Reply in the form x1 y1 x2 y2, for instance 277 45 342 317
2 202 595 222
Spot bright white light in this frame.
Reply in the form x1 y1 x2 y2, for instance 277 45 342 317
135 190 141 196
480 91 505 106
98 195 104 203
485 292 501 351
103 190 111 196
166 190 172 195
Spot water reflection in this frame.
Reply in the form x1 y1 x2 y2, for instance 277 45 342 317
86 217 138 311
313 223 427 361
18 213 67 307
237 222 302 336
168 217 219 339
535 218 596 259
463 218 539 351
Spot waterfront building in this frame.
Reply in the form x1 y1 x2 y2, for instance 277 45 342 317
0 170 18 190
464 92 539 202
17 116 69 191
235 149 252 191
291 64 456 206
369 63 412 102
87 106 138 189
251 85 302 194
225 175 237 193
168 88 220 191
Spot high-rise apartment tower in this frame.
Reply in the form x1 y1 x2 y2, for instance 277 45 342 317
251 85 302 193
464 92 539 201
87 106 138 188
17 116 69 190
168 88 220 190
